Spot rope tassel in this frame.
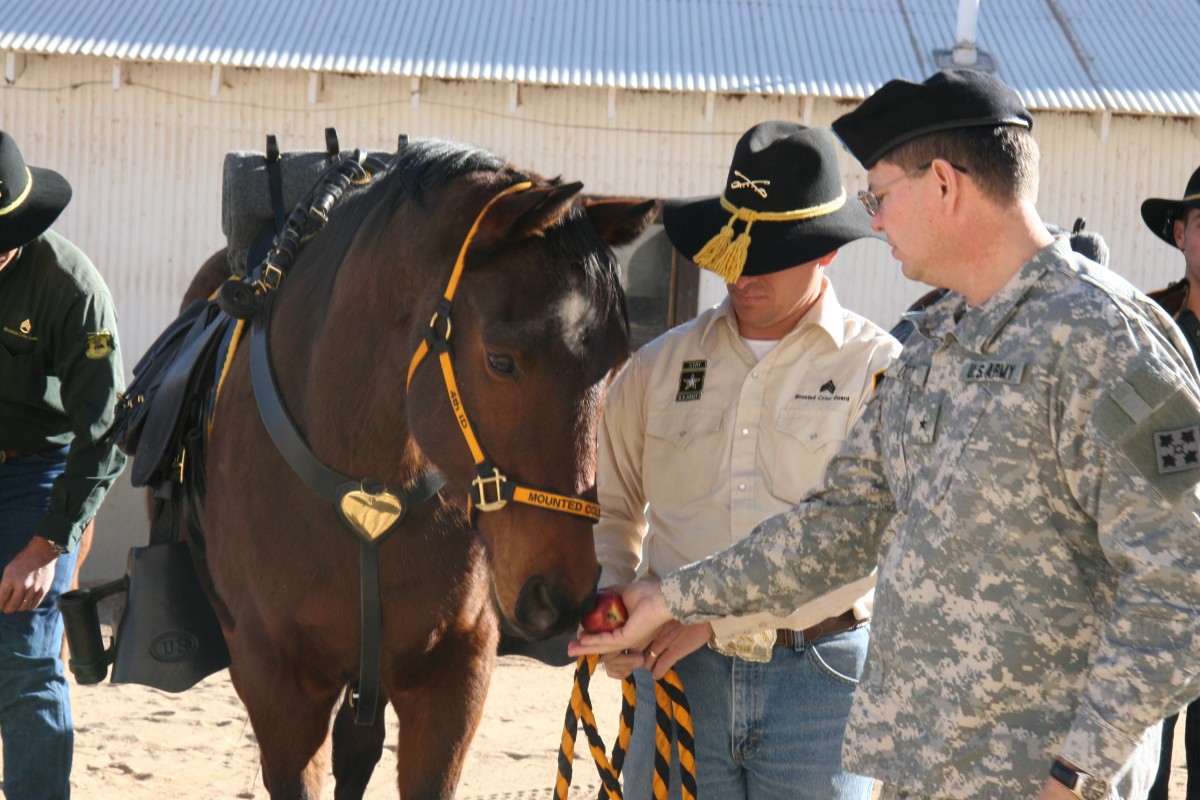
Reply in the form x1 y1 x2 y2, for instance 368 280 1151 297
693 221 752 284
691 187 848 285
554 655 697 800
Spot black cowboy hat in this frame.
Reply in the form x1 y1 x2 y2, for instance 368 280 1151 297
662 121 873 284
0 131 73 253
1140 166 1200 247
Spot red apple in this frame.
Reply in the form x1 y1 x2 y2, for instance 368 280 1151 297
581 588 629 633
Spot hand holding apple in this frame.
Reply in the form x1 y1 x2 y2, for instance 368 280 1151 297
569 581 676 659
581 588 629 633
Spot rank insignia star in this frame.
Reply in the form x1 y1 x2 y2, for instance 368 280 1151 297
1155 425 1200 474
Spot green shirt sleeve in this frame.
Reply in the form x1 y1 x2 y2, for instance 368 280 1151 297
35 288 128 551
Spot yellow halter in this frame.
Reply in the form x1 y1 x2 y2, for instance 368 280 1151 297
406 180 602 524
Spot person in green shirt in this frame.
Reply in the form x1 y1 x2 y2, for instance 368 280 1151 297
0 129 127 800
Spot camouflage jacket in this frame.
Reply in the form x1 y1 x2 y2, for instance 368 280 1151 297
661 239 1200 798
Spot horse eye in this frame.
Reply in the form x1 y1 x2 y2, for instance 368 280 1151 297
486 352 518 378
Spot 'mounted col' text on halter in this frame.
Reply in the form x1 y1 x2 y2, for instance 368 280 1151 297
406 180 603 525
692 187 847 284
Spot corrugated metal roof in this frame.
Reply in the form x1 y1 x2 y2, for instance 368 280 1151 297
2 0 1198 115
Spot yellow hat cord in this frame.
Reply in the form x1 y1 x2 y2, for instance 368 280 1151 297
693 187 847 284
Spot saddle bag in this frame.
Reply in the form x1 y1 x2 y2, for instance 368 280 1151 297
107 298 233 487
59 540 231 692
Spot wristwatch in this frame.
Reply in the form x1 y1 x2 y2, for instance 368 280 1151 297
42 537 70 555
1049 759 1109 800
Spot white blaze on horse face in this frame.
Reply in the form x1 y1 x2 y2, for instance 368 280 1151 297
556 290 602 358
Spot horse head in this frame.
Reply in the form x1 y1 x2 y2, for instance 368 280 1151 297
389 145 656 639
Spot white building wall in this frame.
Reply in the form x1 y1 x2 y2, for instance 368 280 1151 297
3 54 1199 579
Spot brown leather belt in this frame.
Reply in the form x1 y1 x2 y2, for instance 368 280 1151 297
775 609 866 648
0 446 51 465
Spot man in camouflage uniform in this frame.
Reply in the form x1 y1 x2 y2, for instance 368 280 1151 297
572 70 1200 800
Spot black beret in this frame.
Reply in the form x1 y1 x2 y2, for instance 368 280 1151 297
832 69 1033 168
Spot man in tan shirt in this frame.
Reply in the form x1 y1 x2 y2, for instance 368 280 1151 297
594 122 900 799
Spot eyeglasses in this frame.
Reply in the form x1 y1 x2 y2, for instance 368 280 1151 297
857 161 969 217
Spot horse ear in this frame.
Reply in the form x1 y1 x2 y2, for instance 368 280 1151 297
476 181 585 246
583 197 660 248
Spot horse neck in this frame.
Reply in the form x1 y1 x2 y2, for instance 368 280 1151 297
269 236 429 484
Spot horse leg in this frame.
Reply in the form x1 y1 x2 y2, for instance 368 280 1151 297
228 651 339 800
331 690 386 800
391 642 494 800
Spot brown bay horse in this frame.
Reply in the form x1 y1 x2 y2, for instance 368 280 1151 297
188 140 654 799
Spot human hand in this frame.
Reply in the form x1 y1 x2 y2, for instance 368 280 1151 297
568 581 673 658
598 649 646 680
0 536 60 614
641 620 713 680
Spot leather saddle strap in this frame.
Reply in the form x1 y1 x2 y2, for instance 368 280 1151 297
265 134 286 234
250 312 444 513
250 310 444 728
355 537 381 726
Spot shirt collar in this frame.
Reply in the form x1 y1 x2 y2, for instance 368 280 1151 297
912 238 1068 355
701 276 847 349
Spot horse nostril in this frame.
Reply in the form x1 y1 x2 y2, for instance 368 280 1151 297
514 576 567 638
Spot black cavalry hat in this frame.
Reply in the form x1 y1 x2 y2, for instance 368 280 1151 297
0 131 73 253
1140 166 1200 247
662 121 873 284
832 69 1033 169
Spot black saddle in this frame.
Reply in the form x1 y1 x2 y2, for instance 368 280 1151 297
109 298 233 488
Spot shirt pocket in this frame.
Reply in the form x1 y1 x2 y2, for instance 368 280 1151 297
767 406 852 504
644 406 724 507
0 345 49 403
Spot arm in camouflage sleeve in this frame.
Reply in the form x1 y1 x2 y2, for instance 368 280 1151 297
1056 331 1200 779
661 390 895 623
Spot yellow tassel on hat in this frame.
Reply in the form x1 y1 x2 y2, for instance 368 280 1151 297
694 223 752 283
691 189 847 284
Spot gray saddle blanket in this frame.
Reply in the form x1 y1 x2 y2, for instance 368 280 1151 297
221 147 393 275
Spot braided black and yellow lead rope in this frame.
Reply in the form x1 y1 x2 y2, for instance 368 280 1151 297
555 655 697 800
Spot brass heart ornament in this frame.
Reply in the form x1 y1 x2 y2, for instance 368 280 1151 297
338 488 403 541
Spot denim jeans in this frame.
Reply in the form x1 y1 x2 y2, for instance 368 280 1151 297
0 447 76 800
621 625 872 800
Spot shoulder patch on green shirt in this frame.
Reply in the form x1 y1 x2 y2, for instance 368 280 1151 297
84 330 114 359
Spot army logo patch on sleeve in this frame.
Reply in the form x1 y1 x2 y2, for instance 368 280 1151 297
1155 425 1200 473
85 330 115 359
676 359 707 402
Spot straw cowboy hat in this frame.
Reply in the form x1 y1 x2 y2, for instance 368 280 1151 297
1141 166 1200 247
0 130 73 253
662 121 874 283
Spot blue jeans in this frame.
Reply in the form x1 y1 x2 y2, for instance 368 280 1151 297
621 625 873 800
0 447 76 800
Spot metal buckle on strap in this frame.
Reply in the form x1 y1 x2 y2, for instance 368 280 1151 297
472 467 509 512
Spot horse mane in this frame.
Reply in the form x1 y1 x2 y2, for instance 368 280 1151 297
369 138 629 333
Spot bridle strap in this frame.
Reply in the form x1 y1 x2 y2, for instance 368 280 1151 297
406 180 533 389
406 180 600 524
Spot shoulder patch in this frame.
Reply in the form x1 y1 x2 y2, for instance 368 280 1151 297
84 330 115 359
1094 360 1200 502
